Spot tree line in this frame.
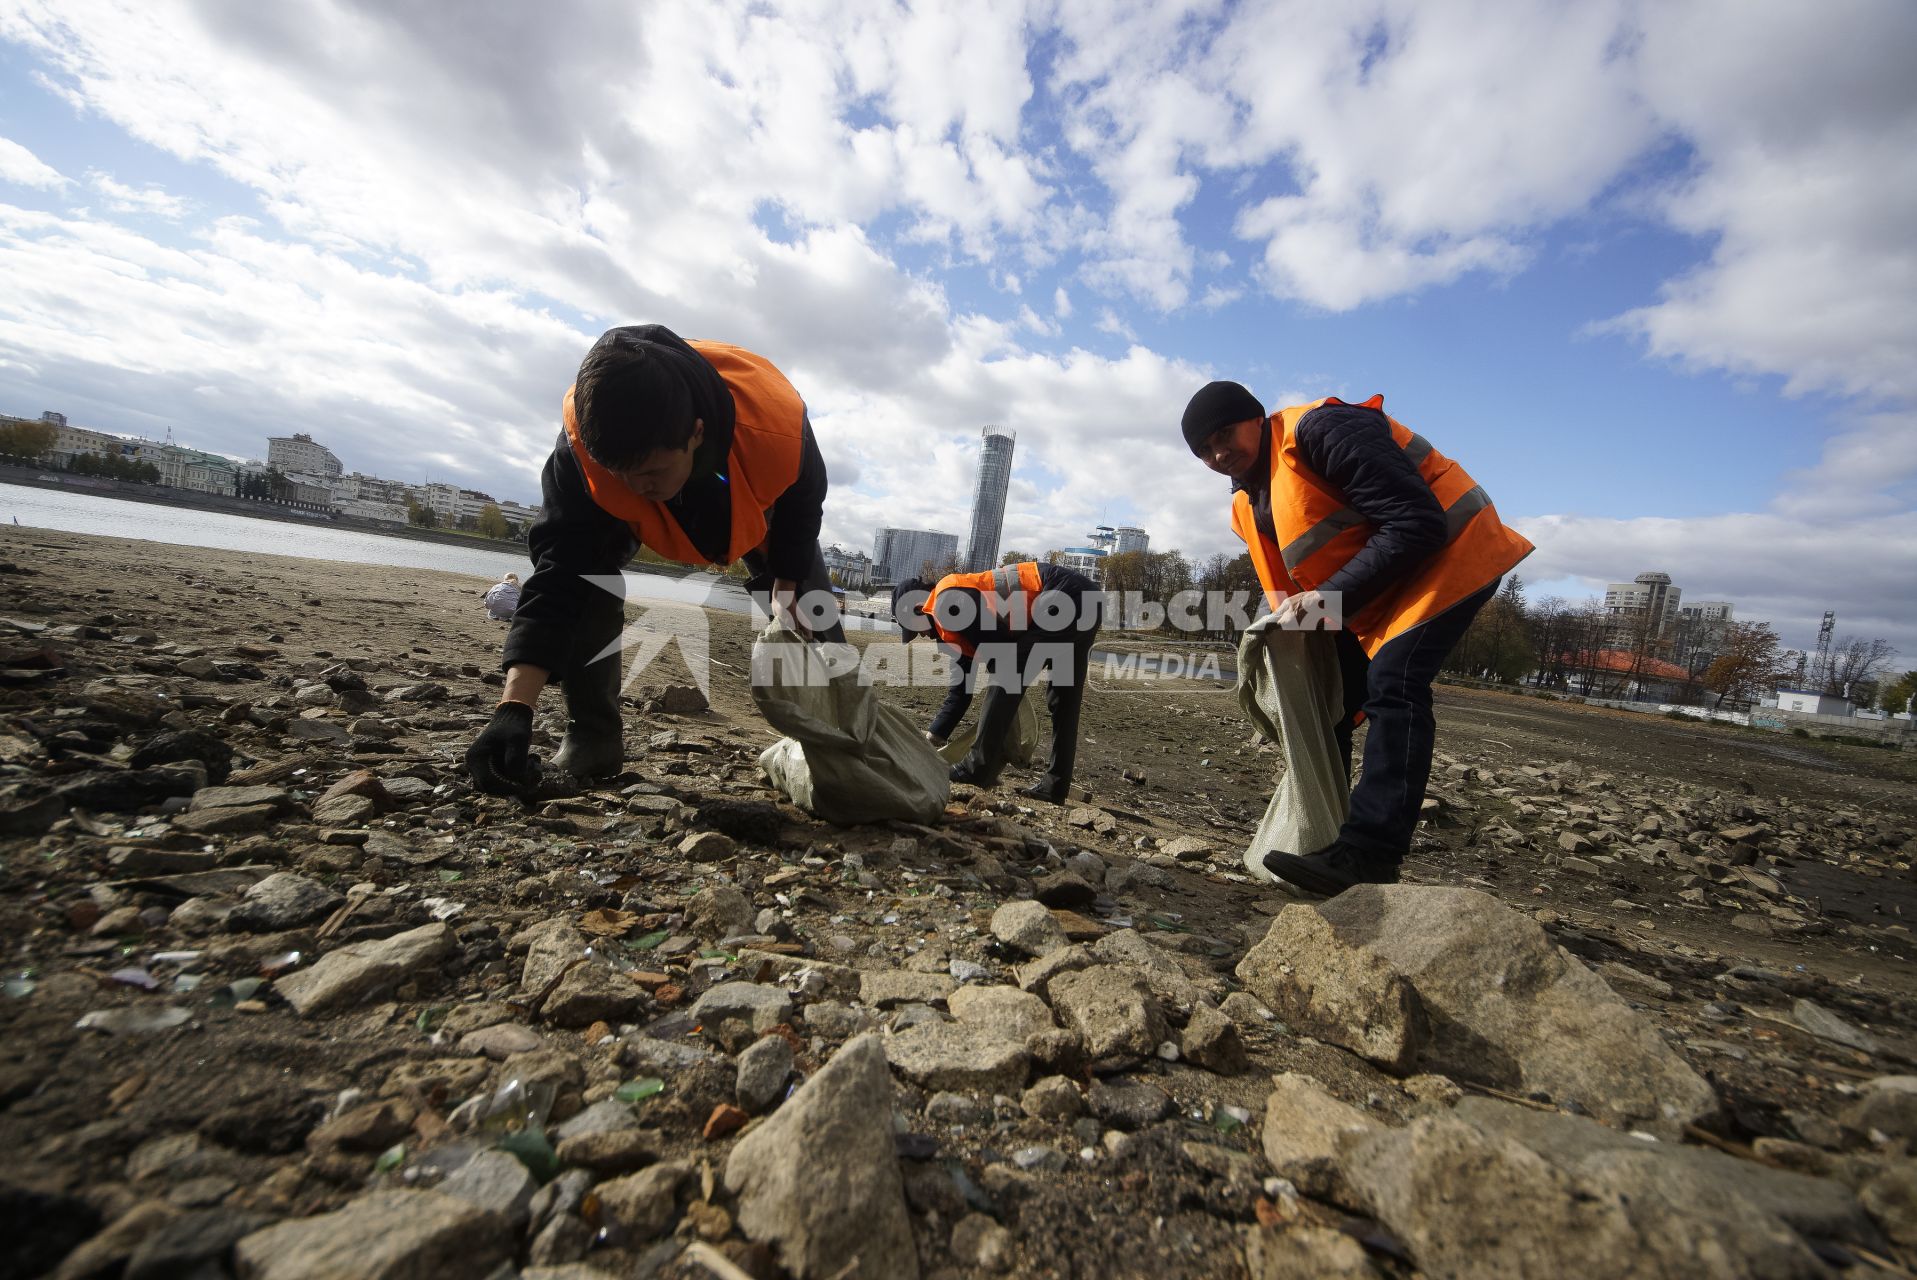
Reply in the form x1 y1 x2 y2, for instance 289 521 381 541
987 541 1910 711
0 421 164 484
1442 576 1906 712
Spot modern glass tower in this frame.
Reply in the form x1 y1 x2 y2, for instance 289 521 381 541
963 425 1016 571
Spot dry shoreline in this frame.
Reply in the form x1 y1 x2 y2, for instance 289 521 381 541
1 528 1912 1278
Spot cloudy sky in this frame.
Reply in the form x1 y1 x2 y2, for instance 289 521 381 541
1 0 1913 657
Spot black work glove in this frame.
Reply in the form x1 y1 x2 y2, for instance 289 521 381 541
466 702 535 796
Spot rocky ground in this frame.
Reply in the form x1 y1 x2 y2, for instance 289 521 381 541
1 525 1915 1280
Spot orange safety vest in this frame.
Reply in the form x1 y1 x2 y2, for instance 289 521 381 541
562 340 805 565
1232 395 1533 656
921 561 1045 657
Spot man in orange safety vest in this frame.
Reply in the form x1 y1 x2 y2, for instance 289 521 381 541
1182 380 1531 895
468 324 843 794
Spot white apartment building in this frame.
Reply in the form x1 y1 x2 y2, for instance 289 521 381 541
267 433 343 481
1089 525 1150 556
1604 571 1682 640
335 496 409 523
47 422 144 468
418 481 460 522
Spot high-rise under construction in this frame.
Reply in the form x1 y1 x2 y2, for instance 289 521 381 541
964 425 1015 571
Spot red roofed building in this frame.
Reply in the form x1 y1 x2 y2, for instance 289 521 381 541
1557 647 1699 702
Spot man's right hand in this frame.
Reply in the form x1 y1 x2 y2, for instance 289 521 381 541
467 702 536 795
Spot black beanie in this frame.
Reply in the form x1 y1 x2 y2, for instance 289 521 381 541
1180 381 1265 454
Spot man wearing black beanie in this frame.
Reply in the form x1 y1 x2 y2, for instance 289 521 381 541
465 324 844 797
1183 380 1532 896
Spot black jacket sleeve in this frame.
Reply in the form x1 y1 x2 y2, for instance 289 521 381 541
1294 403 1446 616
500 431 636 675
929 648 974 741
762 417 826 580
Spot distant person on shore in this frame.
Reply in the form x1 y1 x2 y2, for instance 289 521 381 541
466 324 842 795
1181 381 1532 895
893 560 1102 804
481 572 521 622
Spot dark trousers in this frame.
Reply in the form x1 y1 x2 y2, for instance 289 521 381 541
964 586 1102 790
1331 579 1497 860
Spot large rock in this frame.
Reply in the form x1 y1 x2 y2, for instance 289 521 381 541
594 1162 690 1242
189 784 292 813
991 900 1068 956
519 918 587 995
1244 1224 1382 1279
684 886 754 939
737 1035 796 1114
541 965 644 1028
725 1035 918 1280
1236 901 1425 1071
437 1151 537 1230
1091 929 1209 1015
126 1208 275 1280
1236 886 1717 1135
274 924 455 1017
1452 1098 1879 1249
689 983 793 1050
1844 1076 1917 1142
1261 1073 1379 1200
885 1020 1030 1094
1047 966 1167 1066
860 970 956 1009
233 1189 509 1279
947 984 1055 1040
1339 1102 1840 1280
228 873 344 932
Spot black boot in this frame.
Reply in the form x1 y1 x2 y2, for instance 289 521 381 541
1262 842 1400 896
553 586 628 781
949 761 1000 788
552 651 625 780
1019 775 1068 803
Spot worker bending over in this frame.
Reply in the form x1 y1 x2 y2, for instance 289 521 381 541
1182 380 1531 895
896 561 1102 804
468 324 842 794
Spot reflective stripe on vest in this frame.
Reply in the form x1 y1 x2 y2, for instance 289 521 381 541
925 561 1044 652
1244 395 1534 656
1279 476 1493 574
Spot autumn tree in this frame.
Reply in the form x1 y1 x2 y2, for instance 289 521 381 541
1878 669 1917 715
475 502 509 540
0 419 56 459
1702 621 1786 707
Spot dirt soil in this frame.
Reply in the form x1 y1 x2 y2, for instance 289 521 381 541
0 527 1913 1279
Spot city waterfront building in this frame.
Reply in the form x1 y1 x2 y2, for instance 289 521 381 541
874 527 959 583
